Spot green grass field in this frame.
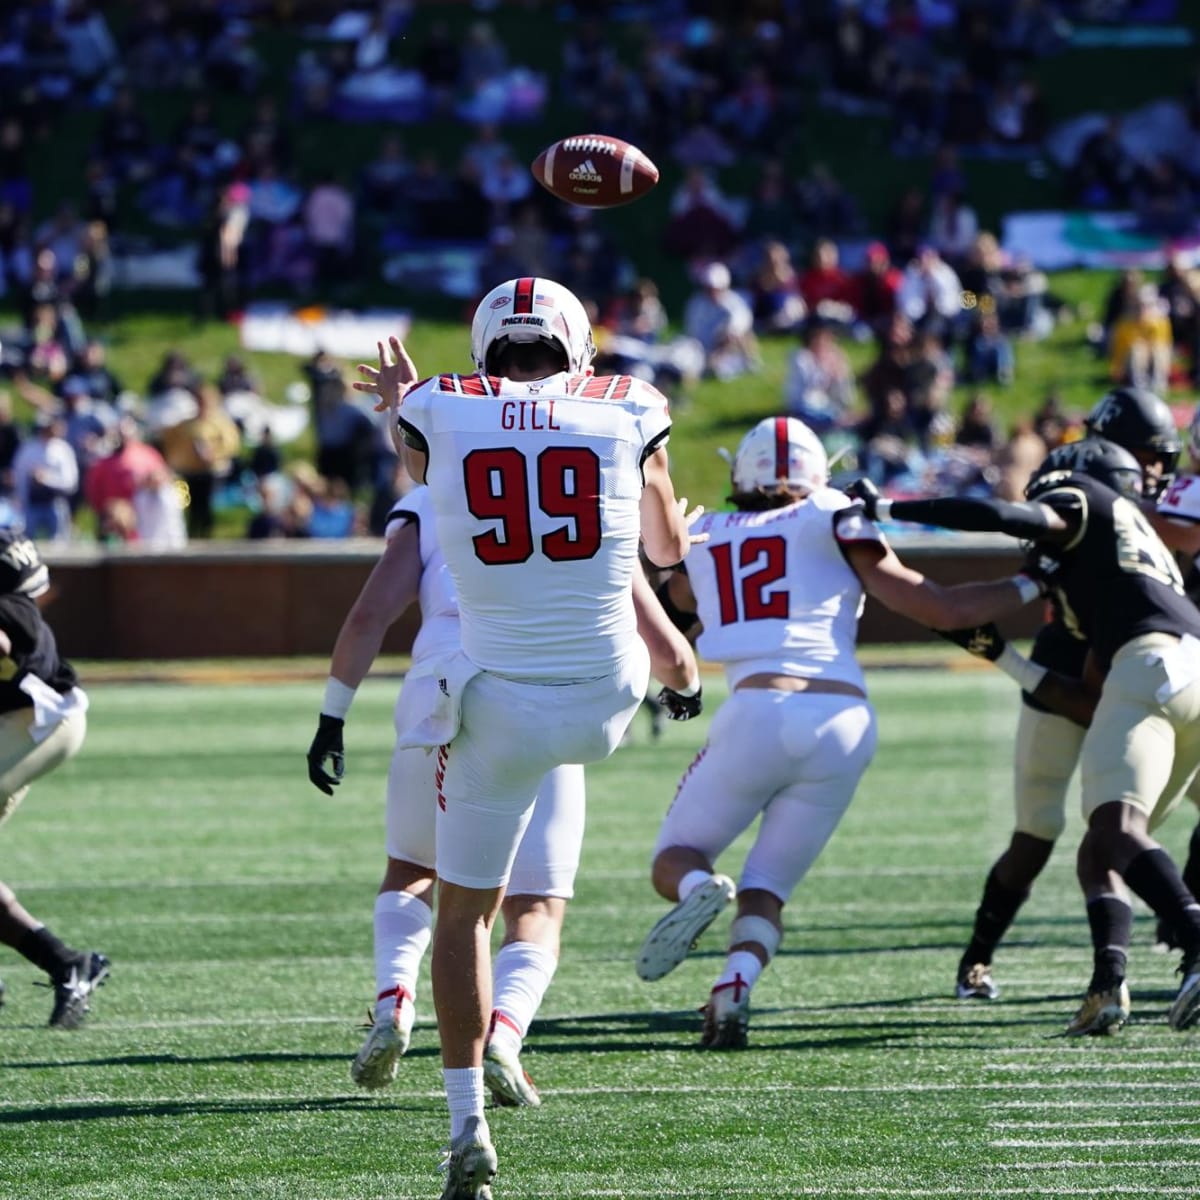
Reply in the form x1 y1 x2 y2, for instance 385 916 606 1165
2 669 1199 1199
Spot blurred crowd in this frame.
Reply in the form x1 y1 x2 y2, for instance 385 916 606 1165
0 0 1196 541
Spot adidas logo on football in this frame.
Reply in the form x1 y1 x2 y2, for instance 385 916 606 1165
569 158 602 183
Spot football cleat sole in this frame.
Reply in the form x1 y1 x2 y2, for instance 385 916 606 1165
636 875 736 982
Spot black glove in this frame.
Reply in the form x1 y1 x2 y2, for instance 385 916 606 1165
936 622 1007 662
307 714 345 795
843 477 881 520
657 683 703 721
1020 547 1056 593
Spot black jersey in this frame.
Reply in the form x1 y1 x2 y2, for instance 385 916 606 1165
1023 615 1090 712
1029 474 1200 671
0 593 79 715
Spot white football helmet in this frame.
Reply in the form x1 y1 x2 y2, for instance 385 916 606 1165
470 277 596 374
731 416 828 494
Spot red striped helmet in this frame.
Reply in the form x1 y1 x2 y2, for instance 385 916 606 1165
731 416 828 494
470 277 596 375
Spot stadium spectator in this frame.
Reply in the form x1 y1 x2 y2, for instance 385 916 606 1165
853 241 903 336
160 384 242 539
1160 255 1200 386
964 307 1016 385
798 238 858 328
749 240 806 336
897 244 964 339
857 386 923 486
13 413 78 542
992 417 1047 502
198 180 250 320
71 219 112 322
303 171 356 291
861 311 916 421
84 411 184 547
926 190 979 273
1032 390 1072 449
1069 114 1135 208
1131 156 1196 239
783 318 857 434
216 355 260 401
663 166 739 262
955 392 1002 457
58 376 114 508
0 392 20 498
306 352 374 492
682 261 759 381
0 530 107 1030
1110 283 1173 395
145 351 202 412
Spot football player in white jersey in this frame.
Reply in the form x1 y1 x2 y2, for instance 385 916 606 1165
306 483 703 1108
633 415 1054 1049
354 278 692 1200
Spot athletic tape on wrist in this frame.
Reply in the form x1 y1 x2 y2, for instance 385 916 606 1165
677 674 701 699
995 643 1048 694
322 677 357 719
728 915 782 960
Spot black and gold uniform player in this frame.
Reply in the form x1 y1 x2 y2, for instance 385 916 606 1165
0 531 109 1028
850 436 1200 1035
946 388 1181 1005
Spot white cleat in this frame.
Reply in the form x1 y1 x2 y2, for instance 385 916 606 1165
1168 962 1200 1031
484 1038 541 1108
439 1116 497 1200
636 874 736 982
700 978 750 1050
351 994 414 1090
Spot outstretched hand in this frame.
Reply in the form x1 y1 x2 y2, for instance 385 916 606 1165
678 497 709 545
354 336 419 415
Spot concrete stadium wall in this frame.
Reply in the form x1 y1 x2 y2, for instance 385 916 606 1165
42 536 1042 660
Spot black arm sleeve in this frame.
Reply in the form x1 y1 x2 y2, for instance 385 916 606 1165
889 496 1058 540
655 579 699 636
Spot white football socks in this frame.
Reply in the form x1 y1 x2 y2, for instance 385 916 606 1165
677 868 714 903
490 941 558 1051
443 1067 487 1139
373 890 432 1021
714 950 764 996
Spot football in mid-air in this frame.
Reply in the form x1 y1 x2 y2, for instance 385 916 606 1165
530 134 659 209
